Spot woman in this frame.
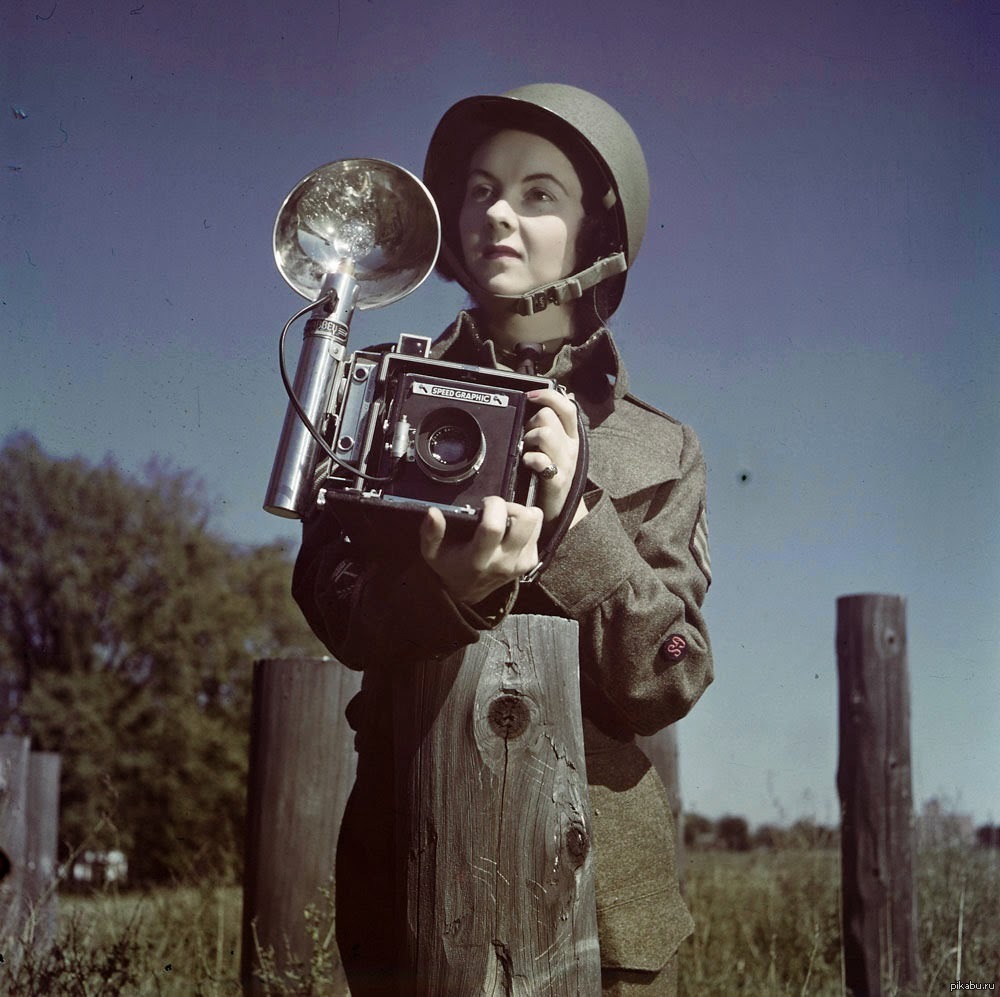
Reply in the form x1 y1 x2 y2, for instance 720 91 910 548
293 83 713 996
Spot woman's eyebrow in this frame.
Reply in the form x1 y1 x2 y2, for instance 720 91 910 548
522 172 569 194
466 168 570 194
467 167 498 184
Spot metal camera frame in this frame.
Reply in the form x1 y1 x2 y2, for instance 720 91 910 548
311 334 556 542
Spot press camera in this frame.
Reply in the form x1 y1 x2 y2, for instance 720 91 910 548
262 158 558 544
311 333 555 539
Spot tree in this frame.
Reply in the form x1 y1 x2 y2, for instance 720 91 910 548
0 433 325 882
788 818 838 849
683 812 714 848
752 823 789 850
716 814 751 852
976 825 1000 849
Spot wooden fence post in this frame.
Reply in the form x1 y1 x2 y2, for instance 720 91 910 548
836 594 920 997
391 614 600 995
0 734 29 953
240 657 362 994
25 751 61 950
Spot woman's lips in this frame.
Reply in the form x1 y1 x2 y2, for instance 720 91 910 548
482 244 521 260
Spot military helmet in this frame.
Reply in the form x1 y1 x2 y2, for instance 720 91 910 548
423 83 650 318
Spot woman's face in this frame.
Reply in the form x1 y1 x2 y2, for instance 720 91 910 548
458 129 586 300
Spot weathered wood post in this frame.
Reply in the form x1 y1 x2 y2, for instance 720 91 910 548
24 751 61 949
836 594 920 997
0 735 29 950
241 657 362 994
392 614 600 995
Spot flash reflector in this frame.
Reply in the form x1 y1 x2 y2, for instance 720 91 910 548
273 158 440 309
265 158 441 518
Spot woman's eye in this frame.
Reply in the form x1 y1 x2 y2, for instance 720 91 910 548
526 187 555 203
467 183 494 203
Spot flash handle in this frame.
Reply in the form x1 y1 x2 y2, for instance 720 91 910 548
264 269 359 518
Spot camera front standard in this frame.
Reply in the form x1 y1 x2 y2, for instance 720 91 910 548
314 335 557 546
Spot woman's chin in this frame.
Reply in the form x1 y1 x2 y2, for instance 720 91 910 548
472 278 528 301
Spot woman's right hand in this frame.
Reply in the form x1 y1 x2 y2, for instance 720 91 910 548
419 495 543 606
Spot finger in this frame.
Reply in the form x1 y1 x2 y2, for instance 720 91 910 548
504 503 543 547
526 388 579 439
523 449 564 478
510 508 542 573
523 423 569 457
419 507 446 562
474 495 510 547
523 424 577 480
524 404 560 429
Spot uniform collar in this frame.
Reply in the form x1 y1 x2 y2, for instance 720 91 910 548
429 309 630 400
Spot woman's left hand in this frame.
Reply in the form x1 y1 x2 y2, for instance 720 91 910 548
522 388 588 528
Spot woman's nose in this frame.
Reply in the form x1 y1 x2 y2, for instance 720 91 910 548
484 197 516 230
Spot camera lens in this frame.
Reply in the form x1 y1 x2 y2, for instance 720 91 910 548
415 407 486 482
428 425 477 465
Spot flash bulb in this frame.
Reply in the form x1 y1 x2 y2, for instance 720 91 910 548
273 158 440 309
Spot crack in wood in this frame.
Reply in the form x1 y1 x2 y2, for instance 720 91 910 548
492 938 514 995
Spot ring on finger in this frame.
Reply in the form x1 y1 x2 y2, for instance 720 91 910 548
540 463 559 480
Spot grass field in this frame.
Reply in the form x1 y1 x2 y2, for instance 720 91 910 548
3 845 997 994
678 846 1000 995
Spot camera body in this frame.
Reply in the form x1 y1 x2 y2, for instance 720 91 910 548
315 334 555 541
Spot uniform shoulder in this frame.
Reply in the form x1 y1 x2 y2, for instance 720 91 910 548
616 392 704 461
621 391 684 429
588 391 689 494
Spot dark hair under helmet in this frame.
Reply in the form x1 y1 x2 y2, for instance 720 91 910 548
423 83 650 319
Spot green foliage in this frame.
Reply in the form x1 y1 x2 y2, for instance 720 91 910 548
249 879 349 995
715 814 752 852
683 811 714 847
752 819 839 851
0 432 326 883
3 906 149 995
686 813 839 853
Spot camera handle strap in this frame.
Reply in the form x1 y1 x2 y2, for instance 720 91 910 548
521 400 590 585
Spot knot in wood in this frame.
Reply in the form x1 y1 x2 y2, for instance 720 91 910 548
565 824 590 864
487 694 530 740
879 625 900 656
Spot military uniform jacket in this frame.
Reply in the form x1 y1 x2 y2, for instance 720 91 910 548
293 310 714 972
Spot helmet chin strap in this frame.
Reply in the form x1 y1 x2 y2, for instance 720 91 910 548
503 252 627 316
442 244 628 317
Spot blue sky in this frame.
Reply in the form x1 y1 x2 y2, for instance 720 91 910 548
3 0 997 828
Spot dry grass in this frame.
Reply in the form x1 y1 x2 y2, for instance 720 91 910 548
3 844 996 994
678 845 1000 995
679 848 842 995
3 884 243 996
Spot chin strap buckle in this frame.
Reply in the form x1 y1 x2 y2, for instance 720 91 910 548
512 252 628 316
526 286 565 316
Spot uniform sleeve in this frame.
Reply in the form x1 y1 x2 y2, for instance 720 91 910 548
536 422 713 735
291 509 517 667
